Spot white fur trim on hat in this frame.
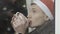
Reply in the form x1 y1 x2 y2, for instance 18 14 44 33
33 0 54 20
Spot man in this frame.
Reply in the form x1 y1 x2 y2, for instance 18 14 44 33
11 0 54 34
28 0 54 32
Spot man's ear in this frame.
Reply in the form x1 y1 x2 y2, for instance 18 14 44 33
44 15 50 21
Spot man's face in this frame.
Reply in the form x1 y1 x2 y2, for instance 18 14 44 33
28 4 49 27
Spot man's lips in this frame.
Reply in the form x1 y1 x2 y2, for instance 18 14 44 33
28 19 32 26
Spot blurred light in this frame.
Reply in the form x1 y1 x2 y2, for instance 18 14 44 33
7 27 11 31
3 7 7 11
22 4 26 8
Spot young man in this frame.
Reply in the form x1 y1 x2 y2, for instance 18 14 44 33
28 0 54 33
28 0 54 27
11 0 54 34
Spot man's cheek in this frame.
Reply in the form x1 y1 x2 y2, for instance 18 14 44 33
31 17 39 23
31 19 42 27
32 16 44 26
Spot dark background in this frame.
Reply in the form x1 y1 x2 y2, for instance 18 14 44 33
0 0 27 34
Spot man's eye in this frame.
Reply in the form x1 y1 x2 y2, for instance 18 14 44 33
32 7 37 13
32 10 36 13
33 11 36 13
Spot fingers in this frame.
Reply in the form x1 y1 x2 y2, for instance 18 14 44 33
11 12 29 28
11 12 29 34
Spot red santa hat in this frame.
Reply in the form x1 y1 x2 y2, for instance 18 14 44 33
33 0 54 20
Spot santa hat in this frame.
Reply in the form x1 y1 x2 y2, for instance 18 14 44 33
33 0 54 20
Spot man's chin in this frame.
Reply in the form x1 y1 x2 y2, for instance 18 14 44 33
29 24 39 28
29 22 44 28
29 22 35 28
29 21 41 28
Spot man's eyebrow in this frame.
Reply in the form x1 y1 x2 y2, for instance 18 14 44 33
31 3 36 5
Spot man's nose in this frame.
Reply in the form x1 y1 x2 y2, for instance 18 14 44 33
27 14 32 19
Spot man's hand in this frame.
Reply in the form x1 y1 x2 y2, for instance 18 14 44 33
11 12 29 34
